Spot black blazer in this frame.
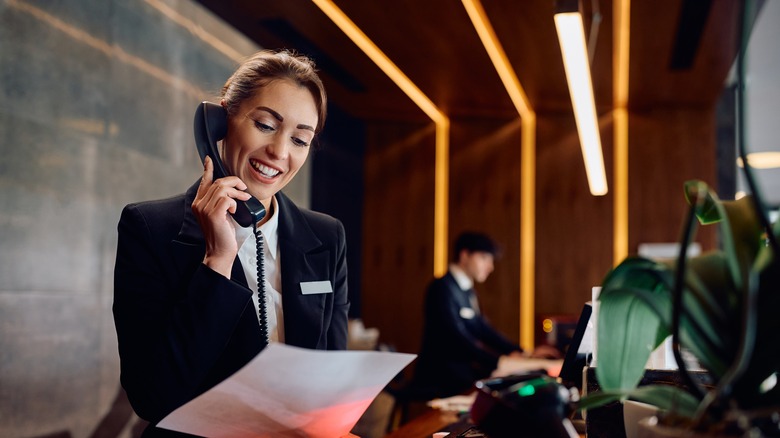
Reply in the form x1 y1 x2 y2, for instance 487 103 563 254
113 181 349 432
413 272 520 397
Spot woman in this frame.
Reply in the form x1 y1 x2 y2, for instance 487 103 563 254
113 49 349 436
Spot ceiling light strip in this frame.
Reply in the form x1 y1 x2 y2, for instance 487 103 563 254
461 0 533 119
311 0 450 276
555 12 609 196
311 0 446 125
461 0 536 351
614 0 631 265
738 152 780 169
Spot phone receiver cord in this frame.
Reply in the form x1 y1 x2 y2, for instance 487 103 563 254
253 223 269 348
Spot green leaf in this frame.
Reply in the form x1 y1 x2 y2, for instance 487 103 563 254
596 257 677 392
684 180 722 225
721 196 764 287
628 385 701 419
577 390 625 411
596 285 666 392
684 183 735 280
684 253 734 324
578 385 701 419
677 255 736 377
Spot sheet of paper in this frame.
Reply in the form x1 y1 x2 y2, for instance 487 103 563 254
427 394 477 413
158 344 416 438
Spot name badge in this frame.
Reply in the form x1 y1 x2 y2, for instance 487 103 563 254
300 281 333 295
459 307 476 319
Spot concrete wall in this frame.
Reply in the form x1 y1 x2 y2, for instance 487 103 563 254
0 1 310 436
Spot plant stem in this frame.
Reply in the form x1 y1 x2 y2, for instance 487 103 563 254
692 0 766 428
672 184 706 401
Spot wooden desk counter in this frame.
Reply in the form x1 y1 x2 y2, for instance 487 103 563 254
383 408 586 438
383 361 573 437
384 408 462 438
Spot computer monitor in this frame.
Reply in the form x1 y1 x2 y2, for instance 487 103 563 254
557 302 593 389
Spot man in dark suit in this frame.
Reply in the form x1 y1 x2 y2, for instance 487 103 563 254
411 232 523 398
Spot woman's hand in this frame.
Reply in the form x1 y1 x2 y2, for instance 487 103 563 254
192 156 251 278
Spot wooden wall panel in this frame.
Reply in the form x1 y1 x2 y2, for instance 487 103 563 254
448 117 524 344
361 121 436 355
628 109 717 252
535 113 614 321
361 108 720 357
361 117 525 354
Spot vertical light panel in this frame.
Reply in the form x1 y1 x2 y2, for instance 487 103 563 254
461 0 536 350
434 120 450 277
614 0 630 265
310 0 450 276
519 116 536 351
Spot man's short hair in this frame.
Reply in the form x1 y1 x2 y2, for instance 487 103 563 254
452 231 501 262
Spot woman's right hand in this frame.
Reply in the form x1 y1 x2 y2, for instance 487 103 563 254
191 156 252 278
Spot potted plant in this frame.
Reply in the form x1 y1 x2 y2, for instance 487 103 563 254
578 2 780 435
580 180 779 436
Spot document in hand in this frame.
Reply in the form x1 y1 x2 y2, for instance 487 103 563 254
157 344 416 438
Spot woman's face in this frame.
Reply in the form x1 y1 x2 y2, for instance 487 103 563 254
222 78 318 208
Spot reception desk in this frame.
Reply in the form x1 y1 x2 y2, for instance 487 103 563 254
384 407 586 437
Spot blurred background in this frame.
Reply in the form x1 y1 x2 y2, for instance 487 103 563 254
1 0 777 436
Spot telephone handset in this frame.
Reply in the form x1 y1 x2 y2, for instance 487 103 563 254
194 101 266 228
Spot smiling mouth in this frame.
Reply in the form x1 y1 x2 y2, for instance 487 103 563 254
250 159 280 178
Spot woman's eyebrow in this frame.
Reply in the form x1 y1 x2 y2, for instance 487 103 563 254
254 106 283 121
254 106 314 132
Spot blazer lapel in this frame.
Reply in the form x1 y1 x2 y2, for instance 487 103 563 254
276 192 329 349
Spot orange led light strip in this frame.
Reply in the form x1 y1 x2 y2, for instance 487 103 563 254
614 0 630 265
311 0 450 277
461 0 537 351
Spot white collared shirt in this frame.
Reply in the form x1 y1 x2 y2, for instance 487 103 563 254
449 264 480 315
234 196 285 343
449 264 473 291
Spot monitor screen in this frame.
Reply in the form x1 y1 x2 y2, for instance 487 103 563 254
557 302 593 388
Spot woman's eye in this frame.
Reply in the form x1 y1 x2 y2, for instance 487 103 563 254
254 120 274 132
291 137 310 147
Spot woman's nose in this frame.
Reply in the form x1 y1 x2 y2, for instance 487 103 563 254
266 133 289 159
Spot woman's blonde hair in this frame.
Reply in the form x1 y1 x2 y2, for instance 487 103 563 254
221 49 327 134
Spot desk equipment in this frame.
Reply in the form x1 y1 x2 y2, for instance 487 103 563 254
469 372 579 437
557 302 593 389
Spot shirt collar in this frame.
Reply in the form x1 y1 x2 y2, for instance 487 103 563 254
233 196 280 260
449 264 474 291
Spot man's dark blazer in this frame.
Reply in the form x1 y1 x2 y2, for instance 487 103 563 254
113 181 349 435
412 272 521 398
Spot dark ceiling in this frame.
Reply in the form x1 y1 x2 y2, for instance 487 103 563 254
194 0 740 124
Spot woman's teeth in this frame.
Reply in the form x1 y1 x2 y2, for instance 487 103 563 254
251 160 280 178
